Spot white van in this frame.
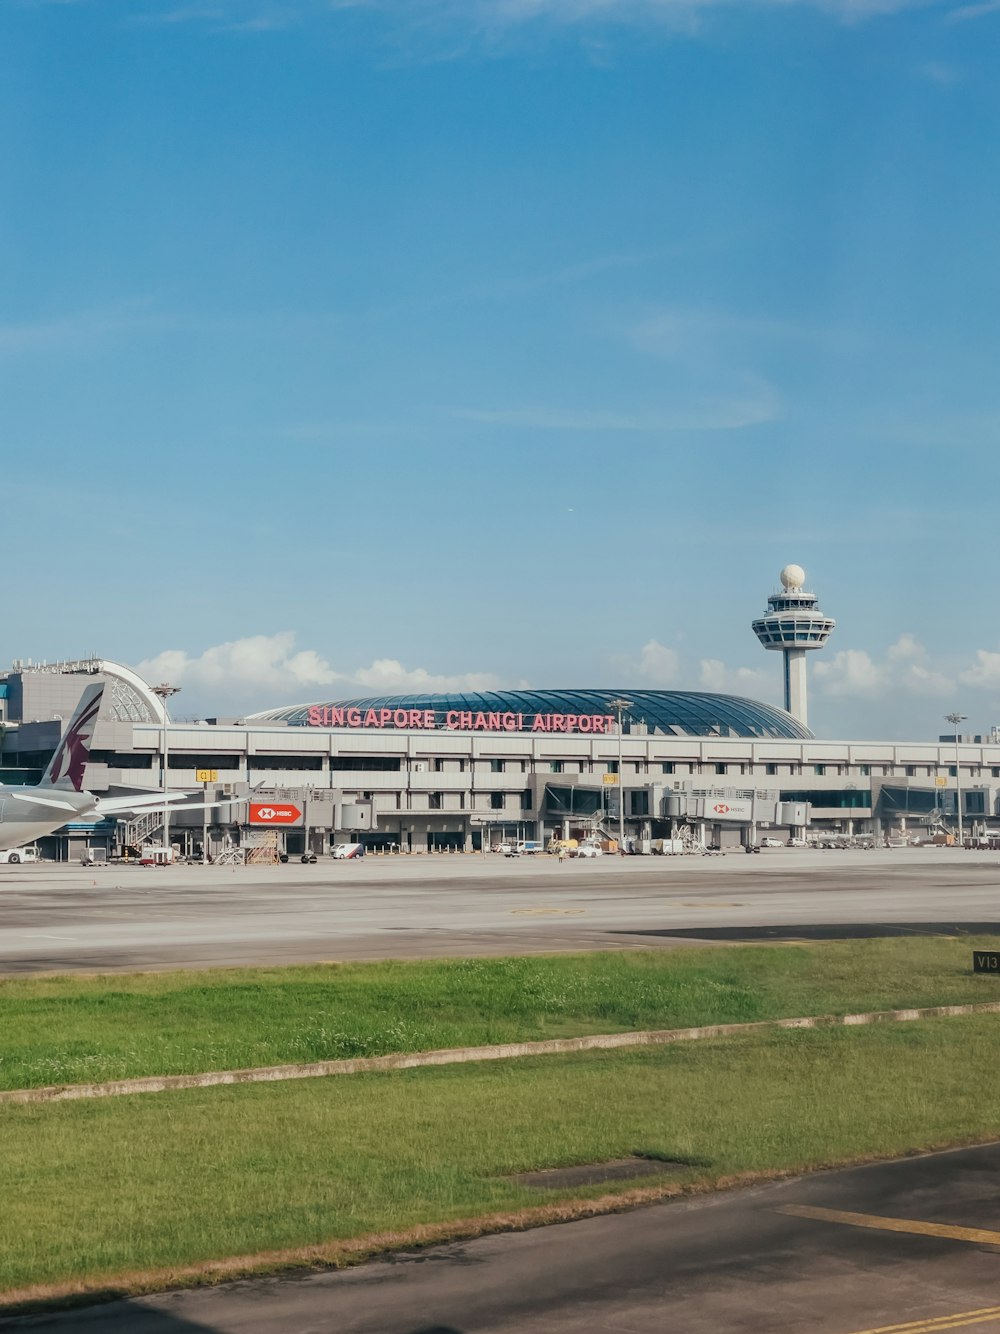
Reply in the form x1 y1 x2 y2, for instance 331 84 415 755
0 846 40 865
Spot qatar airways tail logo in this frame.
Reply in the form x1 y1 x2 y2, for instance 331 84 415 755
45 691 102 791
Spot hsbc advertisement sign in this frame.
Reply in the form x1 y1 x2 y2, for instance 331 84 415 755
249 801 303 827
706 798 754 822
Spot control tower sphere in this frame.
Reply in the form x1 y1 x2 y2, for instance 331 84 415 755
751 567 835 729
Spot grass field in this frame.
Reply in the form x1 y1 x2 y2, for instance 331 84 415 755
3 1016 1000 1301
1 937 999 1089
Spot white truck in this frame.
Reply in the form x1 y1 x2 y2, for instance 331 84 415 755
0 846 40 865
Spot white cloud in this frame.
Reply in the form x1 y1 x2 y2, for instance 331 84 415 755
134 633 340 695
119 0 946 40
133 633 504 710
946 0 1000 21
917 61 962 84
814 636 953 699
698 658 778 701
960 649 1000 690
633 639 681 686
450 393 778 431
350 658 506 692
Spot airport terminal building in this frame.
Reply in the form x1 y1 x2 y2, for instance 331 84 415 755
2 660 1000 860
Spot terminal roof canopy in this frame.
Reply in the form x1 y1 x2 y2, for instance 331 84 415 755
249 690 813 740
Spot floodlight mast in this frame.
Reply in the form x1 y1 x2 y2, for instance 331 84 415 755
945 712 968 847
607 697 633 853
151 684 181 858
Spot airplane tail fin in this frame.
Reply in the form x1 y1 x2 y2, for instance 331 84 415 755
39 681 105 792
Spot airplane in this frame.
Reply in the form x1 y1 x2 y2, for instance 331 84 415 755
0 680 216 852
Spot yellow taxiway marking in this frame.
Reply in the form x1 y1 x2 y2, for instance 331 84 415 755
846 1304 1000 1333
678 901 744 908
780 1203 1000 1248
510 908 586 916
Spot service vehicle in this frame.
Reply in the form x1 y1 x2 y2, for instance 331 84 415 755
574 841 603 858
0 846 40 865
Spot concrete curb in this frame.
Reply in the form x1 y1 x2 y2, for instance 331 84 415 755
4 1000 999 1106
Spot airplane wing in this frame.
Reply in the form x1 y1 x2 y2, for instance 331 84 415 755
6 790 80 813
95 793 235 816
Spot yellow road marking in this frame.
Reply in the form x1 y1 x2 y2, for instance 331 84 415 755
780 1203 1000 1248
679 901 744 908
510 908 586 916
846 1304 1000 1333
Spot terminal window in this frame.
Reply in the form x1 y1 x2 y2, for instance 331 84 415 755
168 754 240 769
490 759 505 773
715 763 727 775
490 792 504 809
331 757 402 771
629 791 650 817
252 755 323 770
90 751 153 770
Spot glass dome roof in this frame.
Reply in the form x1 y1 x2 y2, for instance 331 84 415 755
249 689 812 739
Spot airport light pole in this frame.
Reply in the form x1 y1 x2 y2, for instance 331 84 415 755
152 684 181 859
945 712 967 848
607 698 633 853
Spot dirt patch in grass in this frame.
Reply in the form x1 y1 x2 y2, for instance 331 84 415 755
513 1157 686 1188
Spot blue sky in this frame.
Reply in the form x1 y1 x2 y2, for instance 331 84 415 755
2 0 1000 739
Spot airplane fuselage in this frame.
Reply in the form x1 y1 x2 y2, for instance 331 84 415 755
0 786 98 851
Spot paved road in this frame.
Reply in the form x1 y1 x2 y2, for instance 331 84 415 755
10 1142 1000 1332
1 848 999 973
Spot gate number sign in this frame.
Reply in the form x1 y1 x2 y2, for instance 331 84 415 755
973 951 1000 973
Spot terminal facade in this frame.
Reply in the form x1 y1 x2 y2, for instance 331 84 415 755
2 660 999 860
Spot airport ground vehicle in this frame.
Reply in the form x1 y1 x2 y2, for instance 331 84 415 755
759 836 784 848
498 840 542 856
574 842 603 858
0 846 40 864
333 843 364 859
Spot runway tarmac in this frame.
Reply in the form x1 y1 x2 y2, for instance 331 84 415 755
13 1141 1000 1332
1 846 999 974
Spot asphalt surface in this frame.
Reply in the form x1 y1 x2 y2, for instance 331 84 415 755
1 847 999 974
10 1142 1000 1332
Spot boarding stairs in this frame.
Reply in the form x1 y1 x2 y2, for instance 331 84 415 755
122 810 162 853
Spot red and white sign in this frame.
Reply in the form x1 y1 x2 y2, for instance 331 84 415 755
249 802 303 827
713 803 731 814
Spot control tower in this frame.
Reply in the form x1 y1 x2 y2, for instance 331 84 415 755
752 565 835 729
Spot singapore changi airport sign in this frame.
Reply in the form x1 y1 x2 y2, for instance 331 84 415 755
306 706 618 734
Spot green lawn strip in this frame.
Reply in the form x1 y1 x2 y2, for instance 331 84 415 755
1 937 999 1090
2 1016 1000 1298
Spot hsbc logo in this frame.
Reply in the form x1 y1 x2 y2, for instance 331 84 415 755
713 803 730 814
249 802 303 826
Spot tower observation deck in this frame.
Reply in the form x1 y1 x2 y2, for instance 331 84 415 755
751 564 835 729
